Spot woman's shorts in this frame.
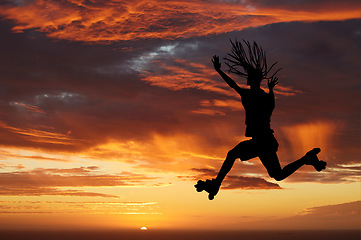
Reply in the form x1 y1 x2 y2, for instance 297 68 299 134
231 134 279 161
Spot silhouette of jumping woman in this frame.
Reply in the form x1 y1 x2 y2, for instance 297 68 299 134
195 39 326 200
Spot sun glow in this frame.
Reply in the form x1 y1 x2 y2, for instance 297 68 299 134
281 121 336 157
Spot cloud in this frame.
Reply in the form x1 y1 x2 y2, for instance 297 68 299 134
223 175 281 190
0 168 156 187
0 187 119 198
0 16 359 184
187 167 281 190
0 167 160 197
241 0 361 12
0 120 87 147
282 163 361 184
270 201 361 230
220 200 361 230
0 148 73 162
0 200 160 215
0 0 359 42
280 121 336 158
138 56 299 97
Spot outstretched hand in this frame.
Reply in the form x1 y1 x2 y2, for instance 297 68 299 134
268 76 278 90
211 55 221 71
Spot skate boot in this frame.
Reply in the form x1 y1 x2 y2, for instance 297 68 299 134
194 179 220 200
303 148 327 172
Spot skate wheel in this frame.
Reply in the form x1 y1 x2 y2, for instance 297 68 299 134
194 180 205 192
208 194 215 200
314 160 327 172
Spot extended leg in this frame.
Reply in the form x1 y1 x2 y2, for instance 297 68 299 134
194 149 238 200
210 140 258 198
195 140 258 200
214 148 238 185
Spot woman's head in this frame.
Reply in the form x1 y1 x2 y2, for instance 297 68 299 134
224 39 281 84
246 68 263 87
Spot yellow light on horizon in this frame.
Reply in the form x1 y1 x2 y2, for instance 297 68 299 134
140 227 148 230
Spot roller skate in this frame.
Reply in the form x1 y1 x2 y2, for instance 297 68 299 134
303 148 327 172
194 179 220 200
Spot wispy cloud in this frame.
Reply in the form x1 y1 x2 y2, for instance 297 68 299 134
0 120 84 146
0 187 119 198
0 167 160 197
0 0 359 42
0 200 160 215
139 55 300 97
271 201 361 230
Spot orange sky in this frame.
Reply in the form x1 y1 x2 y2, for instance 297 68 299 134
0 0 360 231
0 0 360 42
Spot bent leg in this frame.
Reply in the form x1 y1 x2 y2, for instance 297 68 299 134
260 148 324 181
257 133 309 181
196 140 258 200
259 152 283 181
194 149 239 200
199 149 238 200
214 148 238 184
260 152 306 181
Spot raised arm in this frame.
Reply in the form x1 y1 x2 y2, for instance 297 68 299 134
212 55 245 96
267 76 278 108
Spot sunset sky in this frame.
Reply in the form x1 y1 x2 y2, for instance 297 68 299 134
0 0 360 231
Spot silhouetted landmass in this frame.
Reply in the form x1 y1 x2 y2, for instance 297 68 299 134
0 230 359 240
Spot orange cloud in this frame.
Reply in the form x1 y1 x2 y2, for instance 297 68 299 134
0 167 160 197
0 200 160 215
86 134 220 172
0 121 78 144
0 186 118 198
0 120 91 151
0 0 359 42
141 60 235 95
9 102 45 114
140 57 300 98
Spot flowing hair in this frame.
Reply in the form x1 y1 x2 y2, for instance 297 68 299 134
224 39 282 80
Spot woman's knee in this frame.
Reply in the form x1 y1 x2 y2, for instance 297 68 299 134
226 149 238 160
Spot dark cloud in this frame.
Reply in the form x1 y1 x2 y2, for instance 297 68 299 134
269 201 361 230
188 168 281 190
223 175 281 190
223 200 361 230
0 15 359 184
241 0 361 12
